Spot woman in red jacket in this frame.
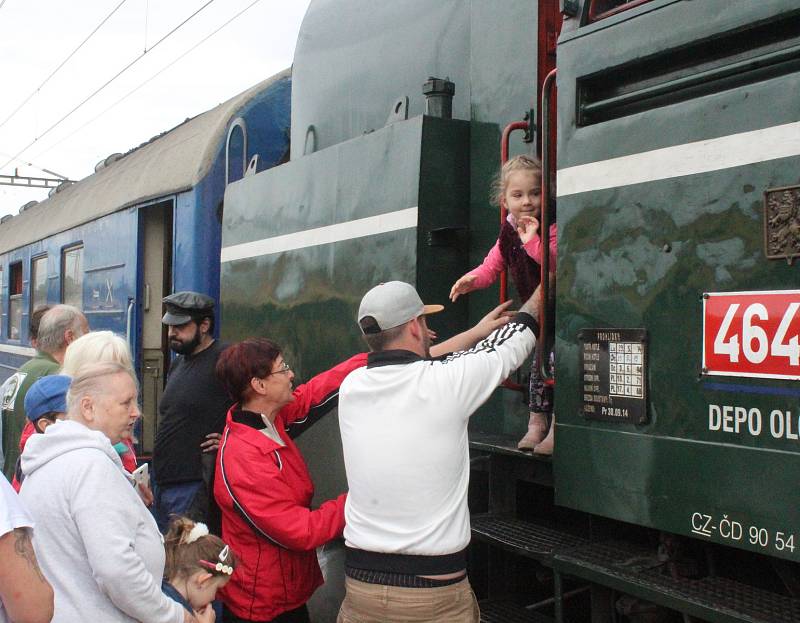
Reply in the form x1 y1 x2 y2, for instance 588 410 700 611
214 338 366 623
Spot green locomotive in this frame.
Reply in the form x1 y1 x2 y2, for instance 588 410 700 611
220 1 800 620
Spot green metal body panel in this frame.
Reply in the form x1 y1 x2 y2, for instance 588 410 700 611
226 0 543 442
554 0 800 562
291 0 470 155
221 115 470 501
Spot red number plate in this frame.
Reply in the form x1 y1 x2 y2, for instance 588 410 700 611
703 290 800 380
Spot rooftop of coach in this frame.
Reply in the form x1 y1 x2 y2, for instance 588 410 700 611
0 68 290 255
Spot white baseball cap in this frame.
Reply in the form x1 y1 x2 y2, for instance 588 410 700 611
357 281 444 334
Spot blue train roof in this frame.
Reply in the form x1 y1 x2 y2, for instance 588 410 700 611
0 68 290 254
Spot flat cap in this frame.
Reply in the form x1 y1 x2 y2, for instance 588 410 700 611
162 291 215 326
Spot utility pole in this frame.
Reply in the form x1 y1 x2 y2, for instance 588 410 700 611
0 168 72 189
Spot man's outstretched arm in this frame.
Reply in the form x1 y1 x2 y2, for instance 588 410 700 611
431 285 542 357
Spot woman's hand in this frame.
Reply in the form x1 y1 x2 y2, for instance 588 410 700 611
137 483 154 507
449 274 478 302
516 215 540 245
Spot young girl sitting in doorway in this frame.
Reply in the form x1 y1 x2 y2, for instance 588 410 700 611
163 517 237 622
449 154 557 454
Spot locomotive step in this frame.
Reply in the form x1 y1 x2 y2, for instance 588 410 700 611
471 514 589 566
469 432 552 462
469 432 554 487
479 599 554 623
553 540 800 623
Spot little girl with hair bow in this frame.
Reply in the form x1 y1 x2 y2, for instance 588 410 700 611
162 516 237 622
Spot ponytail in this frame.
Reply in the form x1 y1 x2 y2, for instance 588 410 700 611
164 516 236 580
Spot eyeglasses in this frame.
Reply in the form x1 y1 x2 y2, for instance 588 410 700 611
268 361 291 375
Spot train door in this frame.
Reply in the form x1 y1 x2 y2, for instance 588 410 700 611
466 4 573 621
138 200 173 456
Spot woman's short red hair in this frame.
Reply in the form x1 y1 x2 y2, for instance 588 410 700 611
216 338 282 403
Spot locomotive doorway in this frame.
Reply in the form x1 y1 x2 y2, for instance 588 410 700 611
138 200 174 456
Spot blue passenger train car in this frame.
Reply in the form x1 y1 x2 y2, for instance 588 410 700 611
0 70 291 454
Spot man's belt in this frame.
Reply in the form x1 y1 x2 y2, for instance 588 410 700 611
345 546 467 576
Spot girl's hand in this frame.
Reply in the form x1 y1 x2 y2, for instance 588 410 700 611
426 328 438 342
517 215 540 245
194 604 216 623
449 274 478 302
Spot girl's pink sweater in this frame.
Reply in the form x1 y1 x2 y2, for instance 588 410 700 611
467 220 557 290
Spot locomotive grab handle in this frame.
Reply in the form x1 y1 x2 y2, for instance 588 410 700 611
539 68 557 381
499 119 532 393
499 120 532 304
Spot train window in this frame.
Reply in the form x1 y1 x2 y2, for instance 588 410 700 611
30 255 48 315
588 0 653 21
9 262 22 340
226 118 247 185
61 245 83 309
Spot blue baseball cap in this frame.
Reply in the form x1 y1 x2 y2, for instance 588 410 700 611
24 375 71 422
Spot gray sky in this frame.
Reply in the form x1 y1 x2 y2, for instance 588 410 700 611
0 0 311 217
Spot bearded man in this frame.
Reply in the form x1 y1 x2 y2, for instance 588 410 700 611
152 291 231 532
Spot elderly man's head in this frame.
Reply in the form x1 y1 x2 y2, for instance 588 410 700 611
36 305 89 360
67 362 140 444
62 331 134 378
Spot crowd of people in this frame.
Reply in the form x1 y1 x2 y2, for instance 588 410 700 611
0 155 554 623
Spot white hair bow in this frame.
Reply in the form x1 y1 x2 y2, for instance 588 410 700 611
183 522 209 544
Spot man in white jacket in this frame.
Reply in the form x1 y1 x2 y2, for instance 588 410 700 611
337 281 540 623
20 362 206 623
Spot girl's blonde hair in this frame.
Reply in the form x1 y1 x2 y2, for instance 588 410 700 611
491 154 542 207
62 331 134 377
164 516 237 580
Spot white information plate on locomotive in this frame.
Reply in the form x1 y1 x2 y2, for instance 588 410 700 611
578 328 648 424
703 290 800 380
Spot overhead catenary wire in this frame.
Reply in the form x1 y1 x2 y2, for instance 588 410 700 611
0 0 131 133
0 0 216 172
32 0 264 163
0 150 69 179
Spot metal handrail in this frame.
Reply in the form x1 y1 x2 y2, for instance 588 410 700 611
539 68 557 380
126 297 135 350
497 120 532 393
499 120 531 303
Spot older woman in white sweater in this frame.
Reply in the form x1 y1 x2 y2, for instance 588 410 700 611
20 362 211 623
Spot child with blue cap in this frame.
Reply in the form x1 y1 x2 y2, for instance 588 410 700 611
12 375 70 491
